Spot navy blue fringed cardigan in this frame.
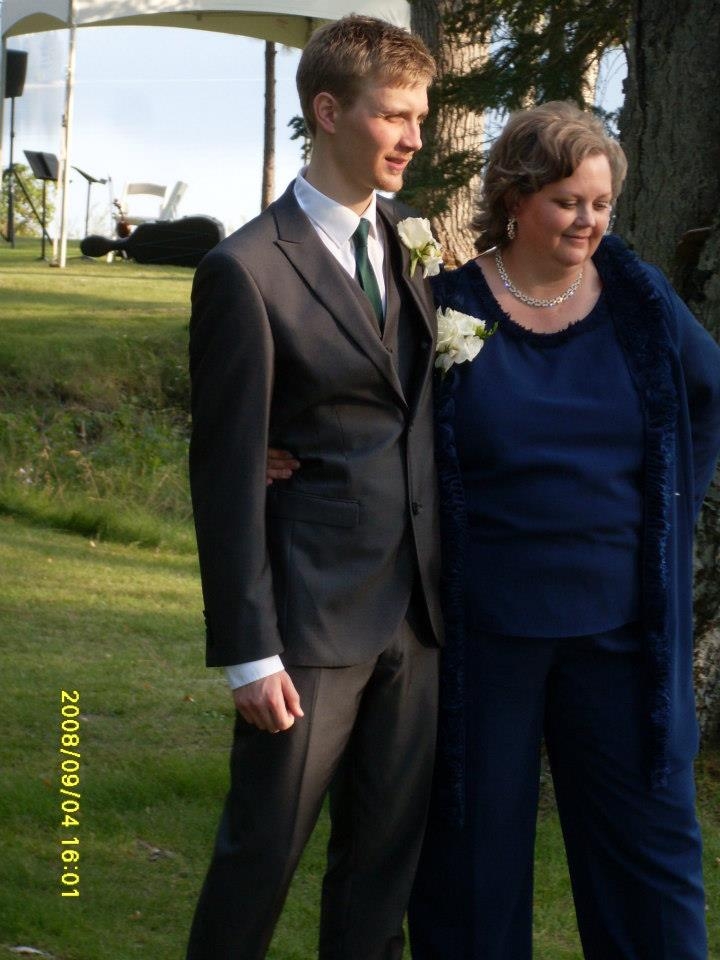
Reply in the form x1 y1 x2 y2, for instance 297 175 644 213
433 234 720 825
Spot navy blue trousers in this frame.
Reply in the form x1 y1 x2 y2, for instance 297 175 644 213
408 625 707 959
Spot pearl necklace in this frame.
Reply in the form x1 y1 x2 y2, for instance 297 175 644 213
494 249 584 308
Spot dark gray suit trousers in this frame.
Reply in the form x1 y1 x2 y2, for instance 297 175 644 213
186 618 438 960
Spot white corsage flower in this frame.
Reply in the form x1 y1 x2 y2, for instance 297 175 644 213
397 217 443 278
435 307 495 374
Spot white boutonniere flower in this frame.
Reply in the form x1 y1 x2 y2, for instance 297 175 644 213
397 217 443 278
435 307 496 374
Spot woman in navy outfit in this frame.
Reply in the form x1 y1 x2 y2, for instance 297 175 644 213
408 101 720 959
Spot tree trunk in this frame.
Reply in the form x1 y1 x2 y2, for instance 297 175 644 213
616 0 720 741
690 227 720 742
581 56 601 105
261 41 276 211
405 1 487 267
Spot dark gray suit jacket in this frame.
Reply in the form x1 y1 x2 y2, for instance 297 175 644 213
189 181 443 667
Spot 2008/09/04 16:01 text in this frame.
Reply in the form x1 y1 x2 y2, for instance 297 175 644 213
59 689 81 897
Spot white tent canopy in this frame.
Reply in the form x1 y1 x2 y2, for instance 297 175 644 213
0 0 411 264
1 1 409 47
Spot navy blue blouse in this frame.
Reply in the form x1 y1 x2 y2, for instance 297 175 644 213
444 260 644 638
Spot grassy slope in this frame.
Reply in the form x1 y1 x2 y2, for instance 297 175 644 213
0 242 193 551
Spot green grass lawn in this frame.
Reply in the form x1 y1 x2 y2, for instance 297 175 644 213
1 240 718 958
0 515 718 959
0 515 325 960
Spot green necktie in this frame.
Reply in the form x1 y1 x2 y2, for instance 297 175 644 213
352 219 384 326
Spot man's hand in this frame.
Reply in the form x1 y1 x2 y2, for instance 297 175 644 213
232 671 304 732
266 448 300 485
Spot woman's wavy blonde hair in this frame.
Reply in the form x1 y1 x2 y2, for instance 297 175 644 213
472 101 627 252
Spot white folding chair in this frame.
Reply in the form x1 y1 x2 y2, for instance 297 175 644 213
117 182 168 226
159 181 188 220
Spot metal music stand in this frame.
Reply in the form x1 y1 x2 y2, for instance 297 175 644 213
72 165 108 238
23 150 59 260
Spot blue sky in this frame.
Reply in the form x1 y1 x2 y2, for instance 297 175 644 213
3 24 626 239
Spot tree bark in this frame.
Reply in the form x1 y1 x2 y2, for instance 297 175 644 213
405 1 487 267
616 0 720 741
581 55 601 105
261 41 276 211
690 227 720 742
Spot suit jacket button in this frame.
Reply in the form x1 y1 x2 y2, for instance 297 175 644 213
411 501 422 515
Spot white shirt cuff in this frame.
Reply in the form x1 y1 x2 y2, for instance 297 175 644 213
225 656 284 689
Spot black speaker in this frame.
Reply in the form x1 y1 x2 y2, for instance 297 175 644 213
5 50 28 99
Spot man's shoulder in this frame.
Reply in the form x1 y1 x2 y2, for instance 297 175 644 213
218 207 279 255
213 184 300 258
377 194 423 226
201 185 298 271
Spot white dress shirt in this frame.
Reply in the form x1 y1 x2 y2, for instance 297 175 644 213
225 173 386 691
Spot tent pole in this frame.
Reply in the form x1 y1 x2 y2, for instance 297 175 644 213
0 38 7 241
55 1 77 268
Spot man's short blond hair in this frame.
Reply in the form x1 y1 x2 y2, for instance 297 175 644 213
297 15 436 137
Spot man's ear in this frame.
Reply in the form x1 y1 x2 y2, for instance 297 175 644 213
313 92 339 135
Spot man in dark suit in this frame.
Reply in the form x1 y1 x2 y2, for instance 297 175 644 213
186 16 443 960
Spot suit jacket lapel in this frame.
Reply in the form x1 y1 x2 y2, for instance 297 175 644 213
271 184 406 405
377 199 439 406
377 198 438 344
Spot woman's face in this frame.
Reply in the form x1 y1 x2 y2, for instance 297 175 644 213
512 153 613 271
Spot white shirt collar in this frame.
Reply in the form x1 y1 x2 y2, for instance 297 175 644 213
294 171 379 251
